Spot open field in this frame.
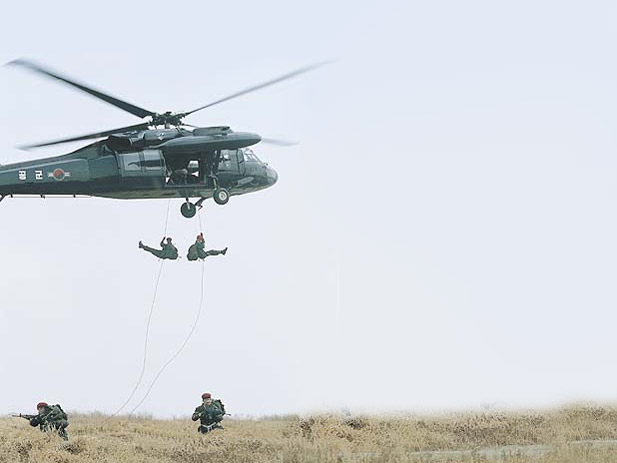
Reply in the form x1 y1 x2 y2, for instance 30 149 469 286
3 405 617 462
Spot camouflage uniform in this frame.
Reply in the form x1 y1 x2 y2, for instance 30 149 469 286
192 401 224 433
29 404 69 440
187 237 226 261
141 238 179 260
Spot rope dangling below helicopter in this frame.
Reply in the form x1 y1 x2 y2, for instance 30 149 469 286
130 258 206 415
129 210 209 415
108 200 172 419
111 202 210 417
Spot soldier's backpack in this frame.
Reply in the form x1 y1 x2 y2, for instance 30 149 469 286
213 399 226 415
187 244 199 261
52 404 68 421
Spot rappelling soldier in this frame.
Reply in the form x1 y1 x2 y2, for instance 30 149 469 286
192 392 225 433
187 233 227 261
139 237 179 260
15 402 69 440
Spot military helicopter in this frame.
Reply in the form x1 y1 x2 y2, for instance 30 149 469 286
0 59 324 218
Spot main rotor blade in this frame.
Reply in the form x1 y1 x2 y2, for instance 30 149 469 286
181 61 331 117
260 138 298 147
19 122 151 150
7 59 155 119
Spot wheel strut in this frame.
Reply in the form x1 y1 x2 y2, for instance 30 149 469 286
195 197 207 209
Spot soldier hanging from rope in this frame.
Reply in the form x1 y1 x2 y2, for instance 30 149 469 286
139 237 179 260
187 233 227 261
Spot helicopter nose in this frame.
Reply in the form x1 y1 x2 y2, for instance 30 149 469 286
266 168 278 186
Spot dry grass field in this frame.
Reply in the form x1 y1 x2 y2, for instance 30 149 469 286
3 405 617 462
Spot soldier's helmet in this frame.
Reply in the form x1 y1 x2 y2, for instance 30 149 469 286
201 393 212 399
36 402 48 409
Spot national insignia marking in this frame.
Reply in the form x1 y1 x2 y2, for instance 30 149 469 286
47 168 71 181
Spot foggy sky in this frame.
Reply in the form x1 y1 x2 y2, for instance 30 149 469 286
2 0 617 417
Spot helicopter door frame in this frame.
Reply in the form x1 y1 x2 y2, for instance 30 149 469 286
236 149 246 175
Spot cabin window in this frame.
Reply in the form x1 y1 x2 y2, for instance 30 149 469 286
142 150 163 170
121 153 142 171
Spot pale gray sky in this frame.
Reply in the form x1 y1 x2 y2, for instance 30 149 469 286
2 0 617 417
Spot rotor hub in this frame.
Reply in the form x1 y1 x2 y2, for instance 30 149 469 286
151 112 185 127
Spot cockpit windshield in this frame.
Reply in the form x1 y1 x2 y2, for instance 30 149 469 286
242 148 261 162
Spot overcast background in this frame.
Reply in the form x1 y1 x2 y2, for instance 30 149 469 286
2 0 617 417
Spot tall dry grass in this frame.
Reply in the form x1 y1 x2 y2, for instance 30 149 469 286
2 405 617 462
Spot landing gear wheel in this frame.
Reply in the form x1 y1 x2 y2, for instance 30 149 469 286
181 202 197 218
213 188 230 205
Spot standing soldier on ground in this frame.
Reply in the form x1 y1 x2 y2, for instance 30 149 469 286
15 402 69 440
192 392 225 433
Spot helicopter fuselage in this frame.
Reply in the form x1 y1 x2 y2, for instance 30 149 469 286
2 59 319 216
0 128 278 204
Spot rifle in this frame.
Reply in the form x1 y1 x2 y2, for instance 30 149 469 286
11 412 54 425
11 413 38 421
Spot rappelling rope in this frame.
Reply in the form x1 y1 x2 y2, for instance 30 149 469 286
162 199 172 236
129 210 207 415
107 199 172 419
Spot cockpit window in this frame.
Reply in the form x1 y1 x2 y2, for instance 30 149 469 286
219 150 235 170
242 148 260 162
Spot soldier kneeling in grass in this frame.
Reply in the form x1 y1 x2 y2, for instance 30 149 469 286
192 392 225 434
15 402 69 440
